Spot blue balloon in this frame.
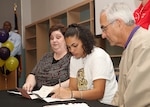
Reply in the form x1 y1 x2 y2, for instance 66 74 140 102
0 29 9 43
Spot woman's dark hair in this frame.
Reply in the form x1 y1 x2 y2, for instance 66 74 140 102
65 23 95 54
49 24 67 38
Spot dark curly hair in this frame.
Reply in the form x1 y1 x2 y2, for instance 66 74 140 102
49 24 67 38
65 23 95 54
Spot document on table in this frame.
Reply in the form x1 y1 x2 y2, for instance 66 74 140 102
8 85 76 102
7 90 21 95
14 85 54 99
32 85 54 98
36 85 76 102
43 97 76 102
43 103 89 107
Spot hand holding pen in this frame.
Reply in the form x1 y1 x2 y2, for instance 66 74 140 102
51 79 72 99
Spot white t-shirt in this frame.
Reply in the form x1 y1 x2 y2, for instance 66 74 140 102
70 47 118 104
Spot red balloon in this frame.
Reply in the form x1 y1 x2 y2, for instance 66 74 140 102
0 29 9 43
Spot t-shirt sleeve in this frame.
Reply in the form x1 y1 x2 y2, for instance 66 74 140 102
91 50 114 81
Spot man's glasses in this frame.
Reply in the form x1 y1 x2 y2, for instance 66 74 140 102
101 21 115 32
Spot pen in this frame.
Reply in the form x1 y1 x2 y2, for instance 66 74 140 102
58 78 61 97
59 78 61 87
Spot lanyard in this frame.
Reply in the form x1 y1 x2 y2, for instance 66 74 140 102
124 26 140 48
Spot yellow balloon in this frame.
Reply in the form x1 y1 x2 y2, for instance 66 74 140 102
5 56 19 71
2 41 14 52
0 58 5 67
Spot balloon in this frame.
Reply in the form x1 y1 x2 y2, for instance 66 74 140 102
0 29 9 43
5 56 19 71
0 58 5 67
1 69 11 76
2 40 14 52
0 47 10 60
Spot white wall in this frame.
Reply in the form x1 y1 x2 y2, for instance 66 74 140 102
31 0 84 22
0 0 21 31
94 0 141 35
21 0 31 48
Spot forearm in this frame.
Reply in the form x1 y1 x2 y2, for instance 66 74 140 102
25 74 36 86
72 89 103 100
69 79 105 100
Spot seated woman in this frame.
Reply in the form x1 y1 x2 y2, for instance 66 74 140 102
51 24 118 105
22 24 71 92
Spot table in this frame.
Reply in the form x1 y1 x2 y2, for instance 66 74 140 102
0 90 117 107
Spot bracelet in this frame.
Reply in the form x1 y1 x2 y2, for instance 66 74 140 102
79 91 83 99
70 90 72 98
70 90 74 98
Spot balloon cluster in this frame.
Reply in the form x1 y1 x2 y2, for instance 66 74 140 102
0 29 19 76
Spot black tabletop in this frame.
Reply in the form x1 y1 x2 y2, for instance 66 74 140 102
0 90 117 107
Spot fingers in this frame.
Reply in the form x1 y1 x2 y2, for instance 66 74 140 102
51 93 58 98
50 88 60 98
22 83 33 92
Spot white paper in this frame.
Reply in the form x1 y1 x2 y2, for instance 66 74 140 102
29 85 76 101
43 97 76 103
32 85 54 98
7 91 21 95
43 103 89 107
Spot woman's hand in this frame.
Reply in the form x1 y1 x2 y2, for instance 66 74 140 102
51 87 71 99
22 83 34 92
22 74 36 92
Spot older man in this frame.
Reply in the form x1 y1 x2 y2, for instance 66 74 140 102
100 2 150 107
